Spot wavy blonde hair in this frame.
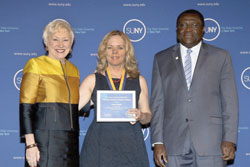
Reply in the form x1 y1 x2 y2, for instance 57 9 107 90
96 30 139 79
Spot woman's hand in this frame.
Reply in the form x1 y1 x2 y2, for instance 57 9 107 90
128 108 146 125
25 134 40 167
26 146 40 167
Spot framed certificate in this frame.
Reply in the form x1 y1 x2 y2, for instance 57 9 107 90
97 90 136 122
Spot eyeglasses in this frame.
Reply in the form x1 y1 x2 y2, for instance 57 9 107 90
178 23 202 30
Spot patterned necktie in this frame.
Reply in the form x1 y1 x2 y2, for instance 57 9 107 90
184 49 192 89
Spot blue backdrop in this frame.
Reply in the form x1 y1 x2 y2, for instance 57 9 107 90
1 0 250 166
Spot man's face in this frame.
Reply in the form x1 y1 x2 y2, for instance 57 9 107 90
177 13 205 48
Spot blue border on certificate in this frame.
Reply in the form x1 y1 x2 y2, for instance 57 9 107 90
97 90 136 122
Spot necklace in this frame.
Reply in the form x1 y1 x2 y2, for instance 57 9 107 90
105 67 127 90
112 78 121 83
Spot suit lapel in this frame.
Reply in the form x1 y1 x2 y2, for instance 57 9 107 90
171 44 188 89
190 43 208 89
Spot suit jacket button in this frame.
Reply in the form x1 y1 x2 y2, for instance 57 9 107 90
188 99 192 102
185 118 189 122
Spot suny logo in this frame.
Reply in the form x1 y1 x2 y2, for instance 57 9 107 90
241 67 250 90
203 18 221 41
123 19 146 42
13 69 23 91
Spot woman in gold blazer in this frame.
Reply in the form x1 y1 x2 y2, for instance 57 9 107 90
20 19 80 167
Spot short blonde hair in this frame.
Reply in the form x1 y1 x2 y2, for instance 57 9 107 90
96 30 140 79
42 19 74 47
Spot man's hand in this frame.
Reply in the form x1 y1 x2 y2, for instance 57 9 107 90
221 141 236 161
153 144 168 167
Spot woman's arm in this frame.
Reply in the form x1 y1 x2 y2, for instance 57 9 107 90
78 74 95 111
129 75 152 125
20 58 41 167
137 75 152 124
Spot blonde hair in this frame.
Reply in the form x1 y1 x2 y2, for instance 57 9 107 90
42 19 74 47
96 30 140 78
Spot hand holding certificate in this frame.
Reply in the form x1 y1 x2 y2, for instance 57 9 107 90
97 90 136 122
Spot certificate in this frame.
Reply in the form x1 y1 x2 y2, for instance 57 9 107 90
97 90 136 122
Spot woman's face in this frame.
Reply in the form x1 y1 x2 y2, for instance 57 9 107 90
47 28 72 61
105 35 126 67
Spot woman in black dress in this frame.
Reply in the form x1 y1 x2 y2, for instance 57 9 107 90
79 30 151 167
20 19 80 167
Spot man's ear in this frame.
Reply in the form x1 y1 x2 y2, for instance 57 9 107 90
202 26 205 36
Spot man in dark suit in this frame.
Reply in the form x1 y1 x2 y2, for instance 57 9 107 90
150 9 238 167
